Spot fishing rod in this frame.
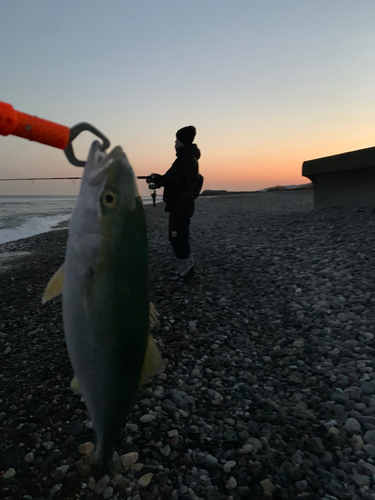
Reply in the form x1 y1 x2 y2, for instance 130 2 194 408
0 176 150 181
0 177 82 181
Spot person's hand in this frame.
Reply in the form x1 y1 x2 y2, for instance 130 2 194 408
147 173 162 186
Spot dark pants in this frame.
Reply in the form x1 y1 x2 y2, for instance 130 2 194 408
168 212 191 259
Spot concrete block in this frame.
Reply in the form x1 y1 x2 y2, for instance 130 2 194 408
302 146 375 208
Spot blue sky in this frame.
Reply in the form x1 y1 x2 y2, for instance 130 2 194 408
1 1 375 195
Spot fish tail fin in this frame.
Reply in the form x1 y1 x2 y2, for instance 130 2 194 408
95 436 114 465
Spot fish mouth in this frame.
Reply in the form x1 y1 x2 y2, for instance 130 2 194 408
82 141 111 187
84 142 134 188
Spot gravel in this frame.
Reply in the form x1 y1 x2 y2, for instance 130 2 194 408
1 190 375 499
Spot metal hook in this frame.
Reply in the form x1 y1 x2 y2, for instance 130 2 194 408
64 122 110 167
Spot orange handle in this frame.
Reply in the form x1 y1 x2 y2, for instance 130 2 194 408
0 101 70 150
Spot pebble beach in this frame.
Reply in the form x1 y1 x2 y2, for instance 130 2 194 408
1 190 375 500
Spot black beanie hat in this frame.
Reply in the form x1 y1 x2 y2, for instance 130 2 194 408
176 126 196 146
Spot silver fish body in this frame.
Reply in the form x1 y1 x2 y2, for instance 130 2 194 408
63 142 149 461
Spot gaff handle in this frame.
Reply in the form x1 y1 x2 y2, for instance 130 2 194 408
0 101 70 150
0 101 110 166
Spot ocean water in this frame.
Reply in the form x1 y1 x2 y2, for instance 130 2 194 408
0 195 158 245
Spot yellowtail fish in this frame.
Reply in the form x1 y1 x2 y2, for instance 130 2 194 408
43 141 163 462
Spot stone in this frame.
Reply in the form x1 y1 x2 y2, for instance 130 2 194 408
295 480 308 492
309 437 325 454
350 435 364 451
197 453 219 466
140 414 156 423
227 476 237 489
169 389 192 408
260 479 275 493
131 463 144 472
345 386 362 401
78 441 94 455
333 404 344 415
56 465 70 474
241 444 253 454
161 399 177 413
362 461 375 475
169 436 179 446
138 473 153 487
121 452 139 467
43 441 54 450
112 474 128 489
3 468 16 479
223 460 236 473
203 453 218 465
352 473 370 488
24 452 34 463
161 445 171 456
189 321 197 332
95 475 110 495
103 486 114 499
50 484 62 494
362 382 375 395
344 417 361 432
328 427 340 435
364 430 375 445
87 477 96 490
364 444 375 456
246 438 262 450
126 423 138 432
292 339 304 349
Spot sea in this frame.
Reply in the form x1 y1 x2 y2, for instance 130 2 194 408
0 195 159 245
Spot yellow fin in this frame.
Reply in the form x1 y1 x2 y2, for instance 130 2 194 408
70 376 82 395
139 334 164 385
42 263 65 304
149 302 159 330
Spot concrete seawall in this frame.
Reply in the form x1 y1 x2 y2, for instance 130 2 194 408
303 146 375 208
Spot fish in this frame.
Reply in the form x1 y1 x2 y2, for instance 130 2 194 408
43 141 163 462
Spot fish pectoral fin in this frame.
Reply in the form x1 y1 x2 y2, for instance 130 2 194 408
42 263 65 304
149 301 159 330
139 334 165 385
70 376 82 395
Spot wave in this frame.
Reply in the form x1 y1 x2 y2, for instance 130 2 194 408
0 196 163 245
0 214 71 245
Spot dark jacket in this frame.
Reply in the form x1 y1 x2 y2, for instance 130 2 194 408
155 144 201 216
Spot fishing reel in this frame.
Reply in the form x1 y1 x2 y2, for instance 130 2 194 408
146 174 161 190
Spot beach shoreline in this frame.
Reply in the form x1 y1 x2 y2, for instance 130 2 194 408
2 190 375 499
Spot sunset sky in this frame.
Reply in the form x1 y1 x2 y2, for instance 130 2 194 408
1 1 375 197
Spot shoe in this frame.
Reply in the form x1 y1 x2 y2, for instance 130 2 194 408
170 273 182 281
181 266 195 283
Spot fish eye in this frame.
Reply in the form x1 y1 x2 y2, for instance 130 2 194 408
102 189 118 209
